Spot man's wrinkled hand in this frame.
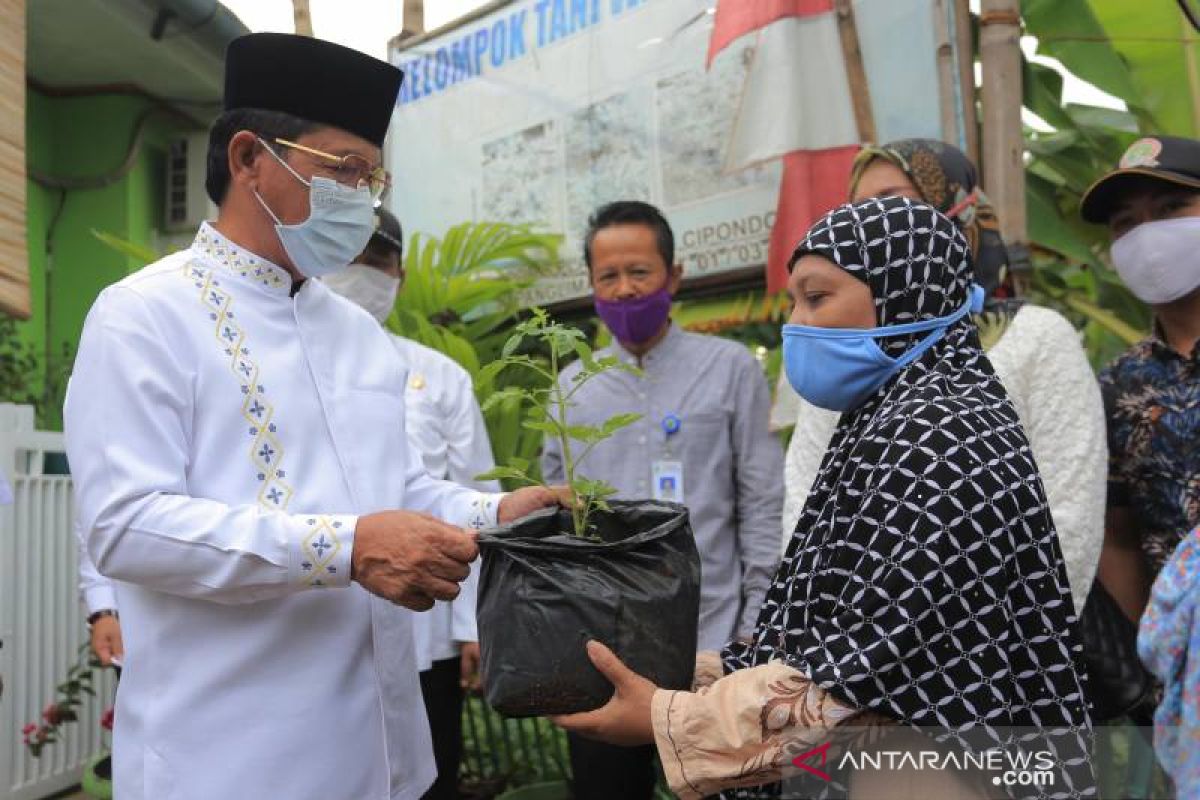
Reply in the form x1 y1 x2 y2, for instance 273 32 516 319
352 511 478 610
497 485 573 524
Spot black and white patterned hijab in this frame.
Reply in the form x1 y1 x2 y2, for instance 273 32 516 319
724 197 1094 799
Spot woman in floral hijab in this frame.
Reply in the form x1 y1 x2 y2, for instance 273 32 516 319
848 139 1013 303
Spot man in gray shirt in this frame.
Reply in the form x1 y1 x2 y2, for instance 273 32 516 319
542 200 783 800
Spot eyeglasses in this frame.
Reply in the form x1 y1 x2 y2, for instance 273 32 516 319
271 138 390 200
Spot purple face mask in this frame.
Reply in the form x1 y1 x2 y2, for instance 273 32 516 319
594 287 673 345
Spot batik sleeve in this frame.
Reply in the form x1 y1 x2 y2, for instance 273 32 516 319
652 662 865 800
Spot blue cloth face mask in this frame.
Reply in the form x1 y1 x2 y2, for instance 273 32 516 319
254 139 377 278
782 284 985 412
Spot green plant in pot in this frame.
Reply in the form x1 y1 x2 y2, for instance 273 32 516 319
473 309 702 717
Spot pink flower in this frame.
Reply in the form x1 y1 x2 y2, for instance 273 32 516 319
42 704 61 725
21 723 37 736
35 726 50 743
100 708 114 731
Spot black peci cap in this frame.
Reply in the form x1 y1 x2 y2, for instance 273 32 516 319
371 207 404 256
1081 135 1200 224
224 33 403 148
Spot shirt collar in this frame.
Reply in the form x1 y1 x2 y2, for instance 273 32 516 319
190 223 293 295
1148 320 1200 363
614 321 682 366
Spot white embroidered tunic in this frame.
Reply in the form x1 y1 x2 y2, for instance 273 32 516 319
65 224 501 800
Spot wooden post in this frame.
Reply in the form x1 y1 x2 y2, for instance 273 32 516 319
979 0 1028 274
0 0 27 317
933 0 959 148
291 0 313 36
936 0 980 166
402 0 426 38
953 0 980 166
833 0 876 143
936 0 984 166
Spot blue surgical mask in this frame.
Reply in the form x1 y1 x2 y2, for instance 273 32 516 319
254 139 377 278
782 285 985 412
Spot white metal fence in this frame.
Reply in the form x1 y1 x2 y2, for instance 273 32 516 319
0 403 114 800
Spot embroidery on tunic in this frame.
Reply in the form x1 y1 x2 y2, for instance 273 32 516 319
468 495 498 530
184 234 348 588
300 517 345 586
183 260 296 515
193 227 289 290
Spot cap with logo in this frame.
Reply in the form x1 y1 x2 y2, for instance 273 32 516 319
1080 135 1200 224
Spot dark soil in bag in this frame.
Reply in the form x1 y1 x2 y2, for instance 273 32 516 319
476 500 701 717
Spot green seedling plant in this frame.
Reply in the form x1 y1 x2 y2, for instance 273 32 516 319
476 309 641 537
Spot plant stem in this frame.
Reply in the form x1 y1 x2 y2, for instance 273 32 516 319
550 345 584 536
504 356 557 384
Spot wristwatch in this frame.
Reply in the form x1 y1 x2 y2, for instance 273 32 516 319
87 609 118 626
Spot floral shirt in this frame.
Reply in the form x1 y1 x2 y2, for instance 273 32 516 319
1137 528 1200 800
1100 333 1200 576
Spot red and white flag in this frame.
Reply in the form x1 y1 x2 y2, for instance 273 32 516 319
711 0 862 292
707 0 833 66
766 147 860 289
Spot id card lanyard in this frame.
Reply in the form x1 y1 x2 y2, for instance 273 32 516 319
652 413 684 503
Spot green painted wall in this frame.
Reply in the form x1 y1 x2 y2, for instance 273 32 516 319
16 89 198 428
20 92 52 364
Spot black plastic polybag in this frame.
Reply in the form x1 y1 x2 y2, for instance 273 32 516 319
476 500 701 717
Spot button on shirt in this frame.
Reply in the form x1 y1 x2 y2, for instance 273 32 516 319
541 324 784 650
1101 332 1200 576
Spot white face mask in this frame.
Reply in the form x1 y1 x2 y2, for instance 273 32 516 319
254 140 377 278
1111 216 1200 305
322 264 400 323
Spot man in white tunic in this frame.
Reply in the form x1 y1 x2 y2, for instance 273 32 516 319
323 208 496 800
64 33 559 800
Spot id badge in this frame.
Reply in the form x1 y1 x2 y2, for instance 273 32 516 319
651 460 685 503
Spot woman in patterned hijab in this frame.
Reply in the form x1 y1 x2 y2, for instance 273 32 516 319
782 140 1106 625
554 197 1094 800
